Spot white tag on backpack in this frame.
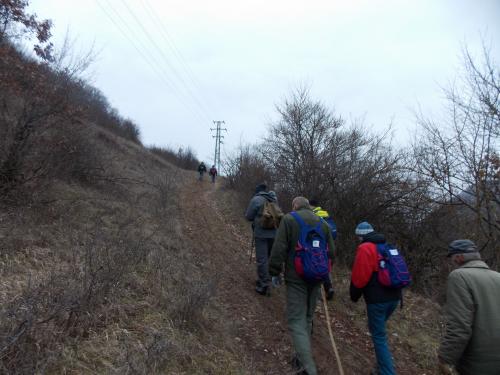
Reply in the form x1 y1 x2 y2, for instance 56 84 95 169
389 249 399 256
312 240 320 248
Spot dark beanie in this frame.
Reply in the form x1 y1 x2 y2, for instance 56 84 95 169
255 183 267 194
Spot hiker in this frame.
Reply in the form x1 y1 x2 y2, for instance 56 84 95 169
209 165 217 183
438 239 500 375
269 197 335 375
309 199 336 300
245 184 281 295
197 162 207 181
350 222 401 375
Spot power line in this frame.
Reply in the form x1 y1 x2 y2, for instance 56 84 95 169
140 0 218 115
95 0 208 124
119 0 212 123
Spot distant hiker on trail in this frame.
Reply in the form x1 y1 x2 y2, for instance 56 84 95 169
269 197 335 375
197 162 207 181
309 199 336 300
438 239 500 375
209 165 217 183
350 222 401 375
245 183 283 296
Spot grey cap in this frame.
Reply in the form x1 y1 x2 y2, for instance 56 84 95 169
447 239 477 257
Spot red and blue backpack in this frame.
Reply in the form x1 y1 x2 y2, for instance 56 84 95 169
291 212 331 283
376 243 411 288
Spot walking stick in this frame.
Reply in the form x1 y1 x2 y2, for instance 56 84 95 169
248 236 255 264
321 288 345 375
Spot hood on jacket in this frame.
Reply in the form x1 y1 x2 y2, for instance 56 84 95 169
361 231 386 244
312 206 330 218
257 191 277 202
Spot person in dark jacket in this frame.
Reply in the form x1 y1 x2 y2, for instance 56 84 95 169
350 222 400 375
245 184 279 295
209 165 217 183
438 239 500 375
197 162 207 181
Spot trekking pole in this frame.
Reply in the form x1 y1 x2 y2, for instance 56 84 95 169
248 236 255 264
321 288 345 375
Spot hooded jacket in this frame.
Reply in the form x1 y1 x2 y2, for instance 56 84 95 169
438 260 500 375
350 232 401 304
312 206 337 240
197 163 207 172
245 191 278 239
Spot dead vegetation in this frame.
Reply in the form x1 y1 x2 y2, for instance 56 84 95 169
0 128 244 374
0 4 241 372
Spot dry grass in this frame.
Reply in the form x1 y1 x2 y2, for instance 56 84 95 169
0 127 246 374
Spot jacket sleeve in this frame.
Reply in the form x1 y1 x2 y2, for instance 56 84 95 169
438 272 474 366
268 217 289 277
245 196 259 221
350 244 374 302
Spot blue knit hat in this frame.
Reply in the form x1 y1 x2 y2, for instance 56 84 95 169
355 221 374 236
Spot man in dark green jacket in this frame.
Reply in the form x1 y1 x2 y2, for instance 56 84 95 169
269 197 335 375
438 239 500 375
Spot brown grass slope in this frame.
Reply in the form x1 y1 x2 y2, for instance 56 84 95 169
0 125 245 374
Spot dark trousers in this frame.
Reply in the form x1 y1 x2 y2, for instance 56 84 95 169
255 237 274 289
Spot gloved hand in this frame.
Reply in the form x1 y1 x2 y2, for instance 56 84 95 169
271 276 281 287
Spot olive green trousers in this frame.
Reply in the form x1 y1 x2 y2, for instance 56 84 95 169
286 281 320 375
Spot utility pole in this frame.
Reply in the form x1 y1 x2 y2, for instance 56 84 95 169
210 120 227 172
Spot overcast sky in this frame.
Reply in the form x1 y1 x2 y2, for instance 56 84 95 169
30 0 500 164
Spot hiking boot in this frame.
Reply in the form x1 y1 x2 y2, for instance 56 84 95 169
326 287 334 300
323 283 335 300
291 354 308 374
255 285 269 296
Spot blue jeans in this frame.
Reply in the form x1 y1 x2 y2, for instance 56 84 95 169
367 301 399 375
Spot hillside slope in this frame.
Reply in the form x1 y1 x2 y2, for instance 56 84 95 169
0 126 244 374
1 125 442 374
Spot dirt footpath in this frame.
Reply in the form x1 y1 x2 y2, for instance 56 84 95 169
179 178 422 375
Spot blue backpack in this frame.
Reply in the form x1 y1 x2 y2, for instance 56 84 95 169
323 217 337 240
376 243 411 288
290 212 331 283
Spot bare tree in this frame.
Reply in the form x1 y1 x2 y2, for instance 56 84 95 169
412 43 499 266
223 142 273 199
231 87 418 264
261 86 343 198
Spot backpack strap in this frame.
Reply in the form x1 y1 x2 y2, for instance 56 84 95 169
375 243 389 257
290 211 305 226
290 211 310 245
291 212 327 242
